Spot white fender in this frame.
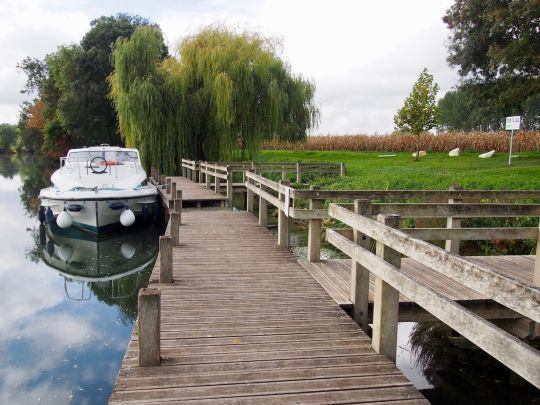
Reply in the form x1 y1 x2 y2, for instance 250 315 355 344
120 209 135 227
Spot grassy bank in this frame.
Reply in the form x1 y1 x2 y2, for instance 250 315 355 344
257 150 540 190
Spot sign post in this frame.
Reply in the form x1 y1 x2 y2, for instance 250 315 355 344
505 116 520 165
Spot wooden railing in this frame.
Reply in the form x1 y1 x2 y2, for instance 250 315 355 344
243 171 540 260
323 202 540 388
183 160 344 186
181 159 199 182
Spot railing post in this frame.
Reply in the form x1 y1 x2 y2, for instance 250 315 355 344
445 184 462 254
340 162 346 176
296 161 302 184
372 214 401 362
307 186 322 262
281 165 287 181
278 180 290 247
171 181 176 200
534 223 540 287
214 170 220 195
170 211 181 246
159 235 173 283
246 170 254 213
226 166 233 208
205 168 211 189
351 199 372 331
175 190 182 225
199 162 204 184
191 163 197 182
182 163 187 178
166 177 171 194
138 288 161 367
258 183 268 226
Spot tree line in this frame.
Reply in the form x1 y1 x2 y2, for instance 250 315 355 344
9 1 539 163
437 0 539 131
14 14 318 170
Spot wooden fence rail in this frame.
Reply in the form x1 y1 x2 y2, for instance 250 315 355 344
184 160 345 187
243 171 540 264
325 202 540 388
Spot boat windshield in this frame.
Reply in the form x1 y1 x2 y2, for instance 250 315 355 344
67 150 139 164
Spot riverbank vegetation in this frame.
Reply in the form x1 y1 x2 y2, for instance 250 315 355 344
16 14 163 157
257 149 540 190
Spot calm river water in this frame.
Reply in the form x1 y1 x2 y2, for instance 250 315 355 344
0 156 160 404
0 157 537 404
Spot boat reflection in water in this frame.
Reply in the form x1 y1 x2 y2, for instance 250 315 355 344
40 221 159 304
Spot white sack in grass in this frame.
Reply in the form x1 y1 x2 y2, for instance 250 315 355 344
449 148 460 157
478 150 495 158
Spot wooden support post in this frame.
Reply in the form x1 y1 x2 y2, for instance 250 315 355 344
534 223 540 287
138 288 161 367
175 190 182 225
340 162 346 176
278 180 290 247
351 199 372 331
165 178 171 194
296 161 302 184
372 214 401 362
226 166 233 208
281 165 287 181
307 186 322 262
246 170 254 213
171 182 176 201
214 174 220 196
206 170 211 189
159 235 173 283
258 185 268 226
170 211 180 246
182 166 186 178
445 184 462 254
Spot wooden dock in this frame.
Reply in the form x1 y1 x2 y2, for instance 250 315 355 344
110 165 540 401
110 190 426 402
299 257 534 321
164 176 228 207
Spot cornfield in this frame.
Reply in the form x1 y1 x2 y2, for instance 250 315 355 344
263 131 540 152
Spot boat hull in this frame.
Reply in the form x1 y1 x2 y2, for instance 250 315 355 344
40 196 158 233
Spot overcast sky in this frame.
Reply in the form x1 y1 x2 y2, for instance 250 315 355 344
0 0 460 134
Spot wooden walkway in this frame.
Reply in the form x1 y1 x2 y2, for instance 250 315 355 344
299 257 534 321
299 256 534 304
110 207 426 403
166 176 228 207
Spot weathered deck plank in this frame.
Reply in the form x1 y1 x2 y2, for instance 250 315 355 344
110 204 426 403
299 256 534 315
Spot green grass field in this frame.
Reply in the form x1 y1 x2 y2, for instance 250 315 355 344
258 150 540 190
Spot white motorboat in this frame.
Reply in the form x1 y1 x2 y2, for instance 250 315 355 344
39 145 158 232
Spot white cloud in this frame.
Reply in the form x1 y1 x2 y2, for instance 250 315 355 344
0 0 459 132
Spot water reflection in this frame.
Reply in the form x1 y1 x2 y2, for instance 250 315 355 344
0 156 160 404
409 322 540 404
40 222 158 323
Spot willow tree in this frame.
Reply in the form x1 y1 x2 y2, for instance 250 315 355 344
110 25 319 171
109 27 173 171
